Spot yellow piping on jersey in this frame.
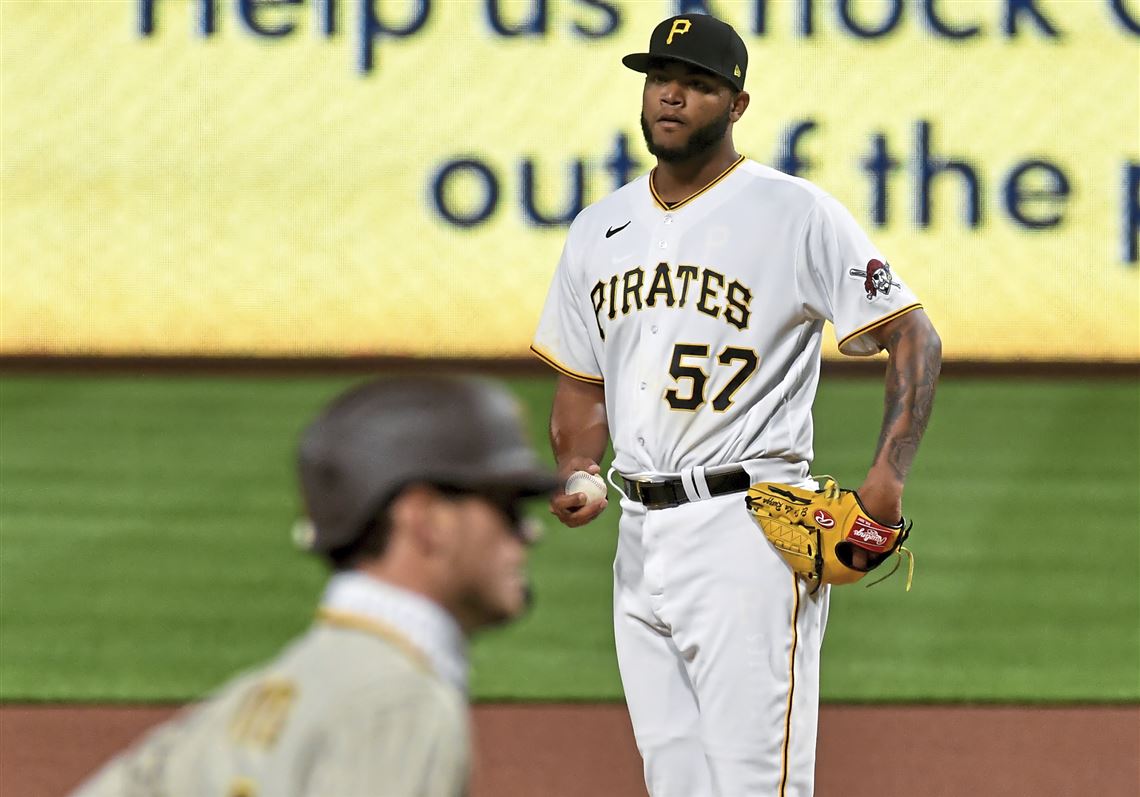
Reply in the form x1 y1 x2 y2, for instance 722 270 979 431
778 573 801 797
228 776 258 797
649 154 745 212
318 608 432 674
837 303 923 354
529 344 604 385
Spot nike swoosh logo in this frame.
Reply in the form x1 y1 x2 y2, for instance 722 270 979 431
605 221 631 238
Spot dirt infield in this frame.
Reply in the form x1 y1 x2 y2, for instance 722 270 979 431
2 703 1136 796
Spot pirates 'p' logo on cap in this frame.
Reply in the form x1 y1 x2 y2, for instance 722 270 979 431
667 19 691 44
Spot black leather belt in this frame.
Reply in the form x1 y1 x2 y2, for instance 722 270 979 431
622 466 751 510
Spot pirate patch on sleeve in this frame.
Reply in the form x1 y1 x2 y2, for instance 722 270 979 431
848 259 901 301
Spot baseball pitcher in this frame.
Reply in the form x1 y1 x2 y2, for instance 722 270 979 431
533 14 942 797
69 376 557 797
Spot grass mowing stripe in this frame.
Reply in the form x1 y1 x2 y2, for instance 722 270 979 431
1 375 1136 702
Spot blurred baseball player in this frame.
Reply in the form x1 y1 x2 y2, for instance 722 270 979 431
532 13 942 797
69 376 556 797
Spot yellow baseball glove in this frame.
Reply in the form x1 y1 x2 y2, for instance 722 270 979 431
745 477 914 594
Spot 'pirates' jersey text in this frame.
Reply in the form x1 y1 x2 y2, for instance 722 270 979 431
533 158 922 482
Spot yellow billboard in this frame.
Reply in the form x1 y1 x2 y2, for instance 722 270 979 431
2 0 1137 359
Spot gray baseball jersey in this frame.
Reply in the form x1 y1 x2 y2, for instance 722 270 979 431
70 574 470 797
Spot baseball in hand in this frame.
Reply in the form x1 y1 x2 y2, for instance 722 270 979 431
565 470 607 503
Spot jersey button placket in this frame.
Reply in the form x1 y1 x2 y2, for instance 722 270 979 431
635 311 650 451
642 213 678 456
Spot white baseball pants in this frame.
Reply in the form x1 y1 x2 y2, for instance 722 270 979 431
612 488 829 797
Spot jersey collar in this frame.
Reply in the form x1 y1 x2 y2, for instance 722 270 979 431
319 571 469 692
649 154 745 212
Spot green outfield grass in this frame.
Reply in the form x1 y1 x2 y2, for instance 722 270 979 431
1 374 1137 703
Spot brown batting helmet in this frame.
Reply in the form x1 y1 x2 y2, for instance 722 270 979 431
296 376 557 553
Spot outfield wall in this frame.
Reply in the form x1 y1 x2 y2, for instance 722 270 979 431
2 0 1137 360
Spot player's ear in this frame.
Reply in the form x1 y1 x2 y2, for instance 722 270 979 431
730 90 749 122
389 484 441 553
729 90 747 121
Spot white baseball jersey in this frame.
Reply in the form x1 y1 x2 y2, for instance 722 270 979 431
70 573 470 797
533 156 923 797
533 156 921 482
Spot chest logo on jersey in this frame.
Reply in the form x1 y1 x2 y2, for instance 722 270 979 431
605 221 631 238
589 262 752 340
848 259 900 301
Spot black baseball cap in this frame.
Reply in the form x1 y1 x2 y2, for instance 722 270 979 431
623 14 748 91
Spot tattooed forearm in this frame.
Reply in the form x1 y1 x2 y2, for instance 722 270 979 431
873 328 907 458
871 311 942 484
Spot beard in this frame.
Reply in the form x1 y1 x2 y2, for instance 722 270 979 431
640 106 732 163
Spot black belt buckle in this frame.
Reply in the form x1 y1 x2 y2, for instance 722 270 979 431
624 466 750 510
623 477 684 510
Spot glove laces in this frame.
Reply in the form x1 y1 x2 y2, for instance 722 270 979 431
817 476 841 500
864 540 915 592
